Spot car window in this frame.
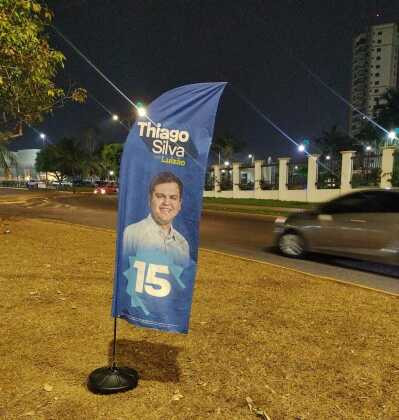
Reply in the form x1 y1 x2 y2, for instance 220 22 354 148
321 192 383 214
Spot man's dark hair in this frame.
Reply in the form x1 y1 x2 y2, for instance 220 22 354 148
149 171 183 199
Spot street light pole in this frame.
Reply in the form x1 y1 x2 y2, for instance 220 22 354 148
40 133 48 185
248 154 254 165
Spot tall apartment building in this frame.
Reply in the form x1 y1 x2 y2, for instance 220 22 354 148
349 22 399 137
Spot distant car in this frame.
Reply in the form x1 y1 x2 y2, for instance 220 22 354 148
52 180 73 188
73 180 95 187
94 182 118 195
274 189 399 266
26 180 46 189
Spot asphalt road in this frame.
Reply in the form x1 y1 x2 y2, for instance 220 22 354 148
1 188 399 294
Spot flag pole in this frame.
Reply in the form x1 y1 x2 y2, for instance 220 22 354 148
111 316 117 369
87 316 139 394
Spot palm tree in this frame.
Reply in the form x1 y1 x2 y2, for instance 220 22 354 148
314 125 358 156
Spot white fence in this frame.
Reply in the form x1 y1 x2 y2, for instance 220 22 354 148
204 147 397 203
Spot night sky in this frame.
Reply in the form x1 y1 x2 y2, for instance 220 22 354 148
11 0 399 163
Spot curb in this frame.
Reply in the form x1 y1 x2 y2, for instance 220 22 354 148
202 209 279 220
200 248 399 298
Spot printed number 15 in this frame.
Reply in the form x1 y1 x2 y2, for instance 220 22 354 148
133 261 171 298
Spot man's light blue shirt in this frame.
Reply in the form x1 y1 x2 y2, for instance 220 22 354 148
123 214 190 267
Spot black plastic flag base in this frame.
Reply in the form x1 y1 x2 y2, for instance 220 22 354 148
87 366 139 394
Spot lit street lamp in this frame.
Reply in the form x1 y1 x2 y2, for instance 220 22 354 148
136 104 147 118
298 144 305 153
112 114 119 121
39 133 47 182
224 161 230 166
248 154 254 165
366 145 372 152
326 155 331 160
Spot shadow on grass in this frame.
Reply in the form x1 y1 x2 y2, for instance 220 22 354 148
108 339 182 383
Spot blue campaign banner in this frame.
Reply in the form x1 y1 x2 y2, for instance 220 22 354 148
112 82 226 333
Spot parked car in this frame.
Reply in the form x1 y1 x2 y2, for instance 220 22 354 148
94 182 119 195
26 179 46 189
274 189 399 266
51 180 73 188
73 179 95 187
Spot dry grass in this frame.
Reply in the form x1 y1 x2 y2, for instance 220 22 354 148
0 217 398 420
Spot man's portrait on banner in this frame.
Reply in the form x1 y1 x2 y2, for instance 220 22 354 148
122 171 190 267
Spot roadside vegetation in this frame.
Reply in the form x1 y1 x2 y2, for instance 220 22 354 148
1 218 397 419
203 197 315 216
203 197 314 208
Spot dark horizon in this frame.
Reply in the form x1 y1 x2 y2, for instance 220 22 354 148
10 0 399 163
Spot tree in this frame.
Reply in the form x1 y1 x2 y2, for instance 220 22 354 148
356 88 399 150
101 143 124 178
55 137 88 181
211 134 244 162
0 0 86 142
81 126 101 157
374 88 399 130
35 137 88 188
35 143 67 183
355 124 382 151
314 125 358 156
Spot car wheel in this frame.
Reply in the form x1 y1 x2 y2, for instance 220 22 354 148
278 232 306 258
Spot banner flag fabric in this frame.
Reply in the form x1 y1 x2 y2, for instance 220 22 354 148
112 82 226 333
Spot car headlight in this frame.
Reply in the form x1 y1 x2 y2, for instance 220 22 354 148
101 188 106 194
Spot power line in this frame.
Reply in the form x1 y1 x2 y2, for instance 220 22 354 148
51 24 156 125
250 11 390 136
88 93 130 131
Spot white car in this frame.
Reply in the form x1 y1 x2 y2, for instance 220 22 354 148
26 180 46 189
52 180 73 187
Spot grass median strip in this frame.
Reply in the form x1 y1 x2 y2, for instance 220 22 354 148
0 218 398 419
203 197 314 216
